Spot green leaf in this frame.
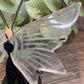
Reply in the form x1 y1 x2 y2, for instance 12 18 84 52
6 18 12 26
79 8 84 16
25 0 51 19
64 0 69 6
13 26 20 33
0 17 4 24
0 0 19 13
71 23 78 34
70 1 75 5
79 0 84 8
64 0 84 16
0 24 5 33
29 16 33 23
64 0 76 6
14 14 25 26
44 0 61 12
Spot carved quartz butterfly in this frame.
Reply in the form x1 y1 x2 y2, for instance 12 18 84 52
0 2 81 84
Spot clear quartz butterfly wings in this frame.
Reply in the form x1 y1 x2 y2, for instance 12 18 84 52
9 2 81 84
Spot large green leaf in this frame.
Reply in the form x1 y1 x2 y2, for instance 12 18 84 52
71 23 78 34
64 0 84 16
14 14 25 26
0 0 19 13
79 0 84 8
64 0 69 6
13 26 20 33
0 17 3 24
64 0 75 6
25 0 51 19
78 0 84 16
44 0 61 12
79 8 84 16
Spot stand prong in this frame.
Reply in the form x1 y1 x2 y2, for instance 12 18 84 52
60 0 64 9
0 10 9 28
10 0 24 29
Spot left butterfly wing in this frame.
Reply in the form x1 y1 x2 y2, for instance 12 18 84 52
10 2 81 84
0 29 7 63
11 36 66 84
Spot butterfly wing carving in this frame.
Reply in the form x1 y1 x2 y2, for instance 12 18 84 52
10 2 81 84
0 29 7 63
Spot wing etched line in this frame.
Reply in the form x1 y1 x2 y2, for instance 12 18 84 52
24 43 48 46
33 52 50 58
26 57 46 68
24 59 38 70
21 63 34 75
26 48 53 52
23 38 60 41
30 54 52 66
26 32 64 37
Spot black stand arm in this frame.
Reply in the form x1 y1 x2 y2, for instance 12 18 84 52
3 41 29 84
3 41 41 84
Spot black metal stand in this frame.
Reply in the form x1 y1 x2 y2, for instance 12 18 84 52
2 76 19 84
2 41 42 84
2 76 41 84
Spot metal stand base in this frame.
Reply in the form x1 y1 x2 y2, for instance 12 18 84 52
2 76 42 84
2 77 8 84
2 76 29 84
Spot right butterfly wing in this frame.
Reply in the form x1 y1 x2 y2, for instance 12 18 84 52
10 2 81 84
0 29 7 63
15 2 81 51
